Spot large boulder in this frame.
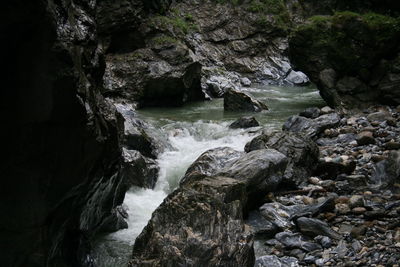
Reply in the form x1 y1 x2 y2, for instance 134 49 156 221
129 175 254 266
245 131 319 187
224 88 268 112
181 147 244 184
290 12 400 108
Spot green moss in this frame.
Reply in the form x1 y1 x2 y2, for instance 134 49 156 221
150 10 199 36
151 36 179 45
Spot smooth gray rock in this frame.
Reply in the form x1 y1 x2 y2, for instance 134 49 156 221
296 217 342 240
224 88 268 112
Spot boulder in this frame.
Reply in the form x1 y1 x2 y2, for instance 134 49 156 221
283 113 340 138
181 147 244 185
285 70 310 86
121 149 159 189
229 116 260 129
356 131 376 145
246 211 280 238
299 107 321 119
129 175 254 266
245 131 319 186
224 88 268 112
218 149 287 196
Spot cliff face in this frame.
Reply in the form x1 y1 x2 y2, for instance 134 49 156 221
1 1 124 266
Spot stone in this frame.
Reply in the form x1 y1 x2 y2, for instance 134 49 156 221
315 235 333 248
218 149 288 197
129 175 254 266
335 203 351 214
285 70 310 86
385 141 400 150
275 232 322 252
283 113 340 138
296 217 342 240
357 131 376 146
299 107 321 119
367 111 393 122
121 148 159 189
241 77 252 87
255 255 299 267
349 195 364 208
371 150 400 189
229 116 260 129
224 88 268 112
181 147 243 184
247 210 280 238
321 106 334 114
245 131 319 186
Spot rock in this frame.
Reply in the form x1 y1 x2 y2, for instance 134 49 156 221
121 148 159 189
296 217 342 240
285 70 310 86
181 147 243 184
218 149 287 197
98 205 129 232
315 158 356 179
349 195 364 208
283 113 340 138
247 210 280 238
335 203 351 214
260 202 306 229
300 107 321 119
367 111 393 122
241 77 252 87
245 131 319 186
275 232 322 252
255 255 299 267
371 150 400 189
315 235 333 248
320 106 334 115
129 175 254 266
357 131 376 146
229 116 260 129
206 75 239 97
104 41 205 107
385 141 400 150
1 1 126 266
224 88 268 112
350 225 367 238
289 12 400 108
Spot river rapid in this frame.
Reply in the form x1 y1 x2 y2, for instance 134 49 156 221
93 84 325 266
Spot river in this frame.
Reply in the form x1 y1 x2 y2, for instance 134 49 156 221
93 84 325 266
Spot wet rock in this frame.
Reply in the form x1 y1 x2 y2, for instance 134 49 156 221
285 70 310 86
241 77 252 87
283 113 340 138
218 149 287 196
296 217 341 240
229 116 260 129
300 107 321 119
260 202 305 229
121 148 159 189
206 75 239 97
182 147 243 184
255 255 299 267
98 205 129 233
247 210 280 238
357 131 376 146
224 88 268 112
320 106 334 115
275 232 322 252
129 175 254 266
371 150 400 189
245 131 319 186
315 158 356 179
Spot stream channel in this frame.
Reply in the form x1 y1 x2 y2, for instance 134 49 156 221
93 84 325 266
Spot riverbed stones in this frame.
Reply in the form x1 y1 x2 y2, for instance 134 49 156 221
255 255 299 267
224 88 268 112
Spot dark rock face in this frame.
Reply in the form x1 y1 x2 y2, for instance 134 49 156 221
1 1 124 266
229 116 260 129
290 12 400 108
129 175 254 266
283 113 340 138
245 131 319 187
121 148 159 189
224 89 268 112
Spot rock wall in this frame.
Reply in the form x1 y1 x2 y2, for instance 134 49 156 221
290 12 400 108
0 1 125 266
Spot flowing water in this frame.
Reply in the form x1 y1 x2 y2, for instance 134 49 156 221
93 85 325 266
